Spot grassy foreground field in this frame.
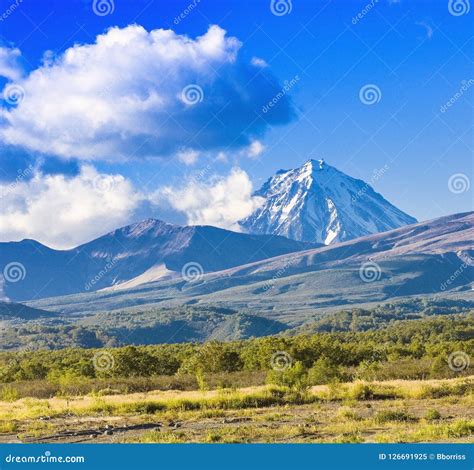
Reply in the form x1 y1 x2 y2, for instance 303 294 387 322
0 377 472 444
1 316 472 443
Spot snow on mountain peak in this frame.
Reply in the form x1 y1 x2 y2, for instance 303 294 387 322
304 158 326 170
239 159 417 244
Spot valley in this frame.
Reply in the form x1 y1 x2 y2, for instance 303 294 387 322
0 211 469 349
0 297 472 349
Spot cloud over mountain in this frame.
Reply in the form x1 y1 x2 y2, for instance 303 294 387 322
0 25 293 162
156 168 264 231
0 161 264 248
0 166 142 249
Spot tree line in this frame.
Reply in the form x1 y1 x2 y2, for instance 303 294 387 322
0 315 472 384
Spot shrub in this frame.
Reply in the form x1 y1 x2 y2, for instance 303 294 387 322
424 409 441 421
0 385 20 402
266 362 308 390
447 420 474 438
338 408 362 421
0 421 18 433
195 369 208 391
350 383 374 400
307 357 343 385
355 360 380 381
417 381 471 399
206 431 222 442
374 410 417 423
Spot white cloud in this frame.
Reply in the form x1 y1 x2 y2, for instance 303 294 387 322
0 46 23 81
177 149 200 165
251 57 268 68
155 168 264 231
0 25 292 162
216 151 228 162
0 166 142 249
244 140 266 158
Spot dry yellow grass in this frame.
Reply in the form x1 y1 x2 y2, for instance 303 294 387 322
310 377 471 393
0 385 268 419
0 376 471 421
0 377 472 444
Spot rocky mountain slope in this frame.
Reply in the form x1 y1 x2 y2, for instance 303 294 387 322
0 220 317 301
239 159 417 244
28 212 473 319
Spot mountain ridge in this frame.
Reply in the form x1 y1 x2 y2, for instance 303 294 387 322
0 219 318 302
239 159 417 244
27 211 473 318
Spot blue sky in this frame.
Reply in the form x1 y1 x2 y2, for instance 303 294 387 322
0 0 472 248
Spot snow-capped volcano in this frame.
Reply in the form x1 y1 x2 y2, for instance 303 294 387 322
239 159 417 244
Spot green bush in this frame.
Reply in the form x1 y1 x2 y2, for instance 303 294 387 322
446 420 474 438
350 383 375 400
374 410 417 423
0 385 19 402
424 409 441 421
307 357 344 385
266 362 308 390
